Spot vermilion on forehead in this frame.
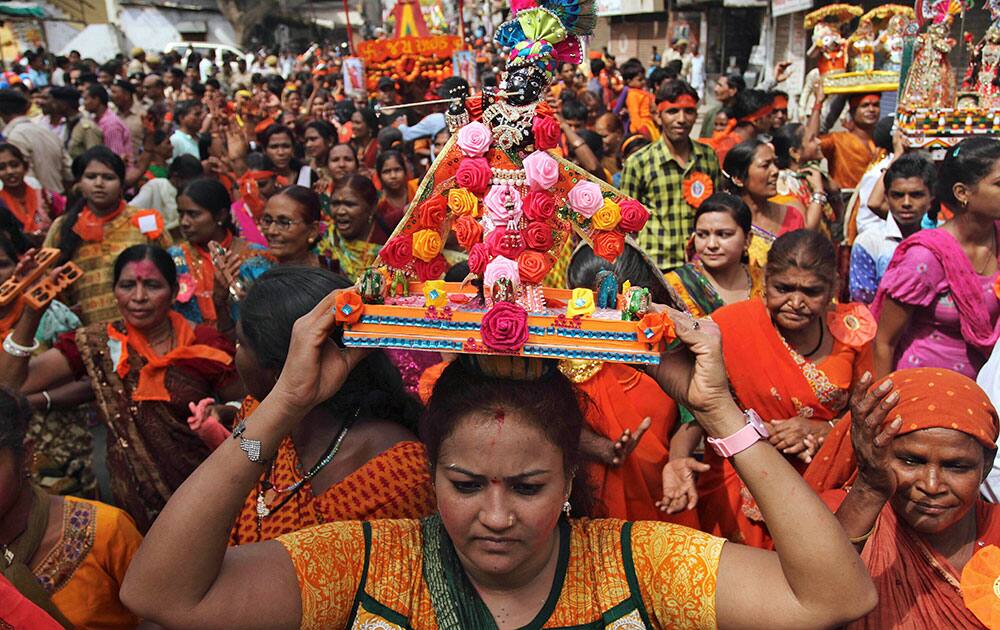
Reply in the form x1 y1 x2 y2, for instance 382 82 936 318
126 259 163 281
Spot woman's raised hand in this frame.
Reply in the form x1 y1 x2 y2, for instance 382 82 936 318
657 457 709 514
269 288 369 417
647 306 737 429
849 371 902 499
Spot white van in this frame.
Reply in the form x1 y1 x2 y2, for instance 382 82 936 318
163 42 250 66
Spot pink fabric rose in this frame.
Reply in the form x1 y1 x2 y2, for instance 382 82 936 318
380 235 413 269
522 150 560 191
485 226 525 259
483 183 523 224
455 157 491 195
618 199 651 233
522 191 556 222
567 180 604 218
468 242 491 276
413 254 448 281
532 115 561 151
483 255 520 288
524 221 554 251
481 301 530 352
456 121 492 158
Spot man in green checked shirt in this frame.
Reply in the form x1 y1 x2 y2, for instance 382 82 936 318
620 80 721 272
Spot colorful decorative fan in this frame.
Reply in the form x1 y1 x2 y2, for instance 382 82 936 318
961 544 1000 629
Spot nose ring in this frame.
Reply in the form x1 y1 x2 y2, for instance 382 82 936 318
507 514 515 527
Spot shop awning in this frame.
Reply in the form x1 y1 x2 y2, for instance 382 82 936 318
0 3 46 18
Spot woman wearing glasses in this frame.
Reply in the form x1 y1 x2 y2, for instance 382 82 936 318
221 185 340 303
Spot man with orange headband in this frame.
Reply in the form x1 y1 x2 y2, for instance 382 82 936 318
705 89 774 165
804 88 880 189
621 80 720 271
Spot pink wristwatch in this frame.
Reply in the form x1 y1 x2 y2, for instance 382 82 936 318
706 409 769 458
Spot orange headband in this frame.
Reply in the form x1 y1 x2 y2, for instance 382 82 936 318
772 95 788 110
657 94 699 112
849 93 881 109
739 103 773 124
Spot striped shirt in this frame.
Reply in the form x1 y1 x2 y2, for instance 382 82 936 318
94 108 132 163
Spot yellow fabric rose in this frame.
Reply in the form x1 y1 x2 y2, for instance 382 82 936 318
448 188 480 217
591 199 622 231
412 229 443 262
566 287 596 317
423 280 448 307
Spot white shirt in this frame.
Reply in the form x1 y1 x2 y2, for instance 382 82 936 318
854 154 893 237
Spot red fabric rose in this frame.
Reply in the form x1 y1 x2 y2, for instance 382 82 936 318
532 115 561 151
468 243 490 276
618 199 651 233
485 226 525 259
522 191 556 222
455 157 491 195
452 215 484 252
518 250 555 284
480 301 529 352
413 254 448 281
415 196 448 229
592 230 625 262
380 235 413 268
524 221 554 251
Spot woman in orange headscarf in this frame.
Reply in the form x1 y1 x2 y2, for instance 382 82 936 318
816 367 1000 629
699 229 874 548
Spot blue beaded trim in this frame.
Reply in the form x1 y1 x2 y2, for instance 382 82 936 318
359 314 481 332
342 335 465 351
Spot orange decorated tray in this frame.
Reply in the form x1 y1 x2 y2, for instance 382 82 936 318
340 281 665 365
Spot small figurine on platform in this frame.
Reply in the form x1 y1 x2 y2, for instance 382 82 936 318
899 0 961 110
848 18 878 72
964 22 1000 109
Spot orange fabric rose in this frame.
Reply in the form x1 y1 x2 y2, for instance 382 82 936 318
411 229 443 262
452 215 483 251
518 250 555 285
334 291 363 324
447 187 480 217
637 312 665 344
592 230 625 262
415 196 448 228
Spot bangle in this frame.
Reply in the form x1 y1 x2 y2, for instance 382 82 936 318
827 419 836 428
572 140 584 149
41 390 52 414
3 332 38 358
849 523 876 544
810 192 828 205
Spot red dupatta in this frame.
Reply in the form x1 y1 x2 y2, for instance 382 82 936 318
702 299 870 547
712 298 840 424
846 499 1000 629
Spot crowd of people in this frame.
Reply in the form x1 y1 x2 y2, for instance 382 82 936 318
0 30 996 629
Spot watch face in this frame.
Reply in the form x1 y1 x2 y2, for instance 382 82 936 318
746 409 769 437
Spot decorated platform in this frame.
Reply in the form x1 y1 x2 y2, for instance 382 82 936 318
340 281 666 365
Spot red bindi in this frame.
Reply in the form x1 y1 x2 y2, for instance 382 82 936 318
129 259 159 282
490 477 501 485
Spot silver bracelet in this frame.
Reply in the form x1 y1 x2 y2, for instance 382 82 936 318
3 332 38 358
41 390 52 414
810 192 828 205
